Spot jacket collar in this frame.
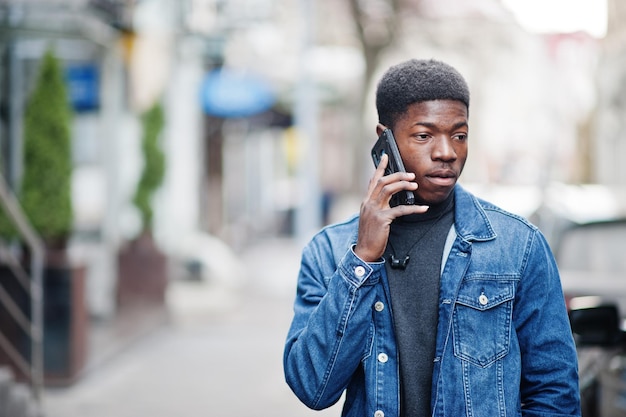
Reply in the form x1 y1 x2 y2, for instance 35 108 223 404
453 185 497 242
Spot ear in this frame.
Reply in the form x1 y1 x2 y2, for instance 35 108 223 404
376 123 387 136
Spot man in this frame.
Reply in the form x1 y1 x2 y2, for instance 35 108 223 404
283 59 580 417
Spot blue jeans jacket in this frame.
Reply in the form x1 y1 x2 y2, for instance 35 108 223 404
284 185 580 417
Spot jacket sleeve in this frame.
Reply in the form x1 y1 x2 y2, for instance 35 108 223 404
283 232 384 410
515 229 581 417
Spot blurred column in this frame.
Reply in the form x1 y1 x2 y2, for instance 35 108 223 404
201 37 225 237
593 0 626 184
293 0 321 242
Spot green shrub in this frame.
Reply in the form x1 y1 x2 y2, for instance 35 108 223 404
0 48 73 246
133 102 165 233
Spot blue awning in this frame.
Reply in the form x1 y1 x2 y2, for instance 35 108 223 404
201 68 275 118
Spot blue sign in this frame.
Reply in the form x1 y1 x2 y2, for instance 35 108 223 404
201 68 275 118
65 64 100 112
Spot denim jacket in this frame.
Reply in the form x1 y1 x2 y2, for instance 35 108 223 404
284 185 580 417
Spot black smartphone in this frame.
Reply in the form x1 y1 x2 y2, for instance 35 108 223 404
371 128 415 206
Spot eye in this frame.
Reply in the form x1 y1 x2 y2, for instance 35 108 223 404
454 133 468 141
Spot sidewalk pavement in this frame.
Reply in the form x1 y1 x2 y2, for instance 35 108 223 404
41 237 342 417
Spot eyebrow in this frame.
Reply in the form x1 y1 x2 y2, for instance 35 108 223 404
413 121 468 130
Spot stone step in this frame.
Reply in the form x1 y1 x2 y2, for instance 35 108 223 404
0 367 43 417
0 367 14 417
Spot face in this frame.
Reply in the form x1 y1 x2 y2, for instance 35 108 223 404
379 100 468 205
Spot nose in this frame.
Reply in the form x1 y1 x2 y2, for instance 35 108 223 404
432 136 457 162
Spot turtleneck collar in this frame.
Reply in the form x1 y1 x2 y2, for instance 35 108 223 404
394 191 455 224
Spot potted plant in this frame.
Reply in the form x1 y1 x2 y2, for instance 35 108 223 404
0 48 88 385
116 101 168 308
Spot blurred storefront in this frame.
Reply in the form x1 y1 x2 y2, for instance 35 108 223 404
0 0 136 323
0 0 300 325
0 0 622 389
0 0 136 391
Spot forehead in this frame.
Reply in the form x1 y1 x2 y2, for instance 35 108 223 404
396 100 468 127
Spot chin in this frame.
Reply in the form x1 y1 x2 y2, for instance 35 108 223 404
416 188 454 206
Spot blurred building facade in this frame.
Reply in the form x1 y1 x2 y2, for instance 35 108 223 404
0 0 135 320
593 0 626 185
0 0 622 337
210 0 609 220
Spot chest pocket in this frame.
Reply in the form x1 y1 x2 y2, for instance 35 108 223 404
452 278 515 367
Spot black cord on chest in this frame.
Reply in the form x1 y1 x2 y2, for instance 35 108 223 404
387 197 454 271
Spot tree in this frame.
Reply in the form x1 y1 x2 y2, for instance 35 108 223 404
132 102 165 234
349 0 402 97
19 48 73 247
347 0 404 189
117 101 167 308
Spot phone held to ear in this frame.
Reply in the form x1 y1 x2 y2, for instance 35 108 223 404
371 128 415 206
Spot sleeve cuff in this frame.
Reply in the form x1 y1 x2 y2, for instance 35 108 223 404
338 245 385 287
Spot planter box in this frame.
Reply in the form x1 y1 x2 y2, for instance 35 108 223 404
0 263 88 386
117 234 168 308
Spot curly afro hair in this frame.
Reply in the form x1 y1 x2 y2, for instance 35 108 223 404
375 59 470 128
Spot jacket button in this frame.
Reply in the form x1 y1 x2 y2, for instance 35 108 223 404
377 353 388 363
374 301 385 312
479 294 489 306
374 411 384 417
355 266 366 277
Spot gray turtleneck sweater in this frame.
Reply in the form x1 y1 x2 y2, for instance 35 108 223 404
384 193 455 417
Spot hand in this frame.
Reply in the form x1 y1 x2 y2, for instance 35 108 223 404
354 154 429 262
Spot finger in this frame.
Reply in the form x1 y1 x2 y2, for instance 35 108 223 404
385 171 416 183
390 203 430 217
369 170 415 199
376 153 389 173
370 153 388 184
365 153 390 199
376 176 417 204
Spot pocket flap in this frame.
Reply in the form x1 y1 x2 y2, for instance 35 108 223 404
456 279 514 310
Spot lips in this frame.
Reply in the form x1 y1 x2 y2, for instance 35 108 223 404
425 170 457 186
